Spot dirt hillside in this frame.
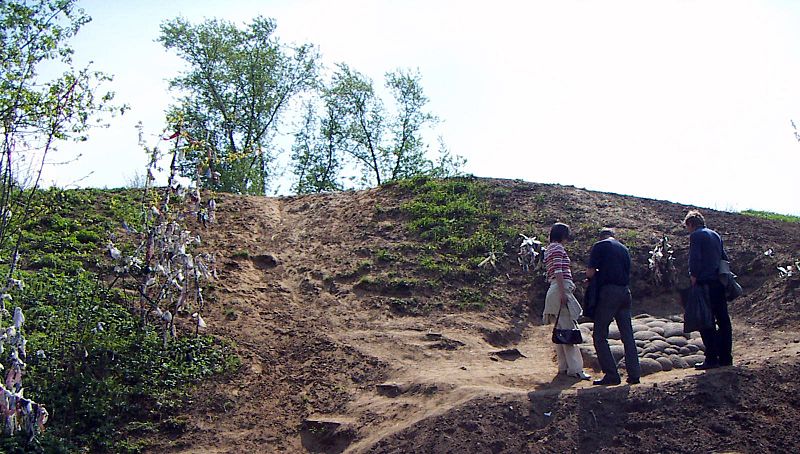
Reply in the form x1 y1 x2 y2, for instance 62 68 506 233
145 178 800 453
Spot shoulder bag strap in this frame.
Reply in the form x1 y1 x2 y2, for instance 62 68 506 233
553 299 564 333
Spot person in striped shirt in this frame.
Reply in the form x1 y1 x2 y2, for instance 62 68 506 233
542 223 591 380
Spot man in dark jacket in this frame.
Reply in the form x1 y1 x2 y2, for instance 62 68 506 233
587 228 641 385
685 210 732 369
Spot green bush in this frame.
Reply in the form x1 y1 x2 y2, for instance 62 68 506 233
75 229 102 244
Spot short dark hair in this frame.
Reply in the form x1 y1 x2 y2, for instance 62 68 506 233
683 210 706 229
549 222 570 242
599 228 615 239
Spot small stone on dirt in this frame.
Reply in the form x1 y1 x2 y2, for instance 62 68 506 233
490 348 526 361
376 383 409 397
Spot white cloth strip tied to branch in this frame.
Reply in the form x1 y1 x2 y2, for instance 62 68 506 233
192 312 207 332
208 199 216 222
648 235 676 286
110 188 216 342
0 386 49 441
108 242 122 261
778 261 799 278
110 130 220 345
0 307 48 439
518 234 543 272
478 250 499 270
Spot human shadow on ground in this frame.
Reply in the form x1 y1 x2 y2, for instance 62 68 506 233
527 372 594 424
571 365 744 454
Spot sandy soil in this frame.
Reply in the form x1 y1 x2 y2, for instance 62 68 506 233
143 179 800 453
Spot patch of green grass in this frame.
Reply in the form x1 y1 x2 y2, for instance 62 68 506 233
75 228 103 244
575 222 605 240
231 249 251 259
336 259 375 279
224 306 239 321
358 260 373 272
375 248 400 263
355 274 427 294
455 287 486 310
394 176 514 267
419 254 458 275
356 274 377 286
388 297 442 316
741 210 800 223
616 229 644 248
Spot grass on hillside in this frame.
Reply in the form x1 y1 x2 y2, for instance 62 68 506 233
741 210 800 223
367 177 519 310
0 187 239 453
395 176 515 257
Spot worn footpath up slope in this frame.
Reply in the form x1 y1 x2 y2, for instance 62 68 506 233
145 179 800 453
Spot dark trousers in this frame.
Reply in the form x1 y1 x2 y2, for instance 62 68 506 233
592 285 641 380
698 280 732 365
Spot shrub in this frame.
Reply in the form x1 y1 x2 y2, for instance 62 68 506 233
1 188 238 452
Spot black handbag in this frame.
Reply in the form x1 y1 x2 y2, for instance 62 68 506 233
719 260 743 301
582 278 599 320
551 300 583 344
683 284 714 333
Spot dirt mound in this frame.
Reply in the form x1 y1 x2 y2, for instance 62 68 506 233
367 327 800 454
143 178 800 453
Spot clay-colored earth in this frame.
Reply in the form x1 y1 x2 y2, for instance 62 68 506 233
145 179 800 453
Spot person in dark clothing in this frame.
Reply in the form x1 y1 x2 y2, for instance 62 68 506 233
587 228 641 385
684 210 732 369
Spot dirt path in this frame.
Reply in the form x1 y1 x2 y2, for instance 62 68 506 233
324 317 800 453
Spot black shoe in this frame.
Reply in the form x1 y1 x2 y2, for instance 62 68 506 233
626 377 640 385
593 376 621 386
694 361 719 370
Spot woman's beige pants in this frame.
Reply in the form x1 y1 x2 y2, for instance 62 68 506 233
544 284 584 375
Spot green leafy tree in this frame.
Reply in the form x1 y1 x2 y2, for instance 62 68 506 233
294 64 463 190
1 0 123 280
384 68 437 180
0 0 121 443
427 136 467 178
159 16 319 195
328 63 387 186
291 101 345 193
1 0 119 250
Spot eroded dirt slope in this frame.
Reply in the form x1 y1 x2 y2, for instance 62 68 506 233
145 179 800 453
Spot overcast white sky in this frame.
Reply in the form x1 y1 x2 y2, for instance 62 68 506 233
43 0 800 215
